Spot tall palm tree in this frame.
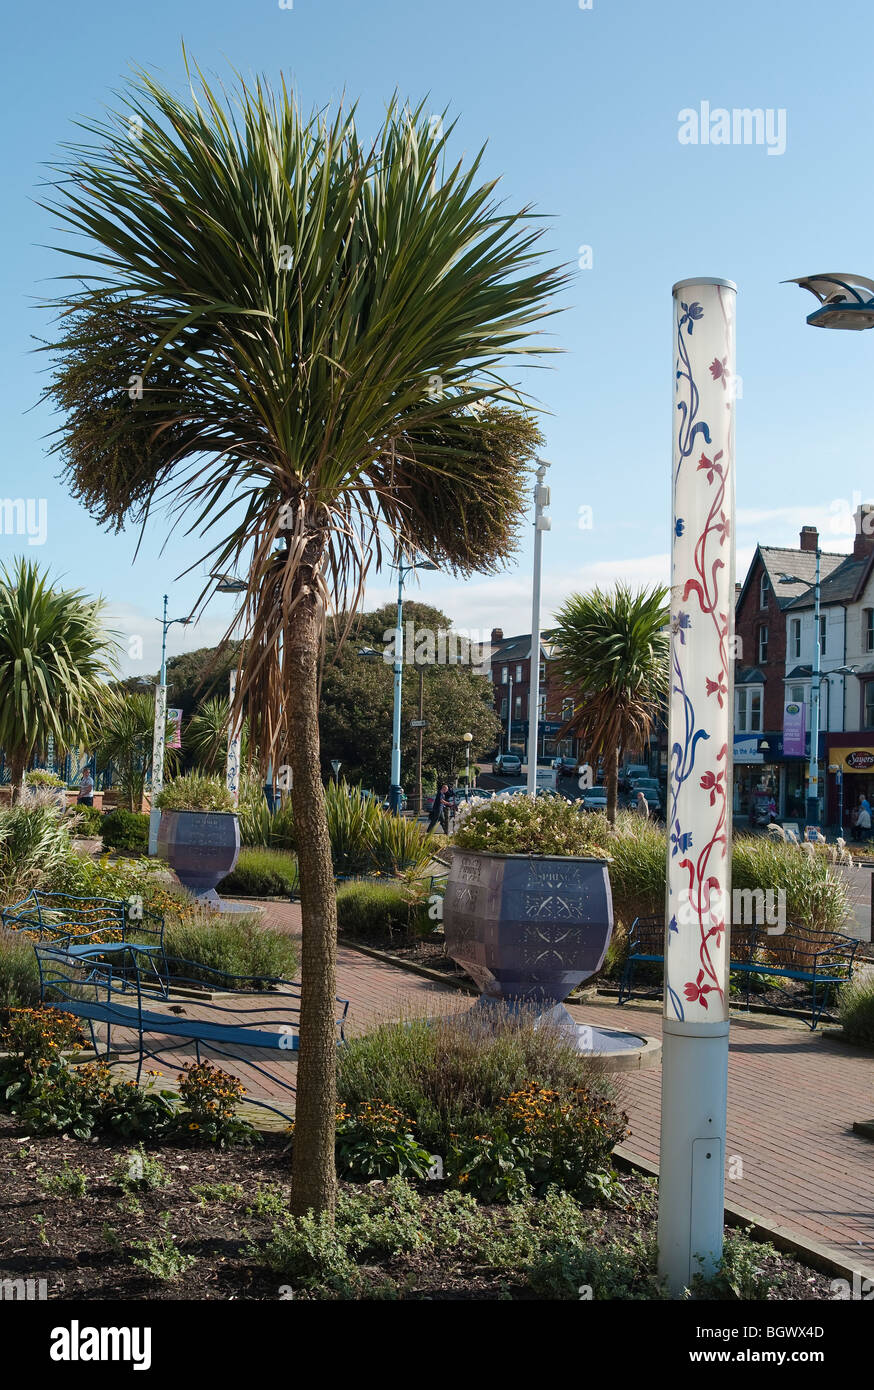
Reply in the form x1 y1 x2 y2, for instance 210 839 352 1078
0 559 118 796
554 584 670 823
43 64 565 1216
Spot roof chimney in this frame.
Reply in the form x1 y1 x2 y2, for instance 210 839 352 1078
799 525 819 553
853 504 874 560
490 627 504 643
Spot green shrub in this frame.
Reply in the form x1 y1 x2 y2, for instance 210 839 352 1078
335 880 430 940
101 808 149 853
0 930 42 1008
334 1099 434 1180
238 795 296 851
526 1229 664 1300
337 1009 618 1158
453 794 611 857
838 975 874 1047
0 803 75 901
164 910 299 982
218 847 299 897
732 836 849 933
155 773 235 813
37 1164 89 1198
448 1080 628 1202
173 1060 258 1146
691 1227 785 1300
69 804 104 836
25 769 65 788
368 813 440 876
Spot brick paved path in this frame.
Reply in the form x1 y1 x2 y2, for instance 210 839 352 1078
110 898 874 1276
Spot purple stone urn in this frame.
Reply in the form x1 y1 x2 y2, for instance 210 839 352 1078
156 810 242 912
443 849 613 1044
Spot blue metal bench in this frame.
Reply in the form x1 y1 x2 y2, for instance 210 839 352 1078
34 942 349 1122
618 914 859 1028
3 888 165 953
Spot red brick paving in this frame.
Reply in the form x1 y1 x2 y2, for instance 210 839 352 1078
113 898 874 1276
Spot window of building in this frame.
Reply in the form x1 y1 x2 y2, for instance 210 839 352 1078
736 686 763 734
819 615 827 655
501 665 508 684
515 663 523 683
758 626 769 664
864 608 874 654
791 618 801 660
539 661 546 682
501 697 508 718
865 682 874 730
514 695 522 720
759 572 770 610
538 692 545 717
562 697 574 721
789 684 806 705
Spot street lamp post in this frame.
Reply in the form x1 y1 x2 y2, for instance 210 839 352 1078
463 731 473 799
148 594 192 855
659 276 736 1294
526 460 552 797
388 559 438 813
778 557 823 829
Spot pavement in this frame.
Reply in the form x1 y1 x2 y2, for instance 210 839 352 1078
100 896 874 1279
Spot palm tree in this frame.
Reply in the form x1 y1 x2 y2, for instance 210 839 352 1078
187 696 248 773
89 688 178 812
554 584 670 823
0 559 118 796
43 65 564 1216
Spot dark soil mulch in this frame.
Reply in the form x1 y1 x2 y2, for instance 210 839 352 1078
342 932 467 979
0 1111 837 1301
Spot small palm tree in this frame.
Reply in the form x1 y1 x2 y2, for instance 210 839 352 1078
89 688 178 812
0 559 118 796
554 584 670 823
187 696 248 774
44 65 564 1216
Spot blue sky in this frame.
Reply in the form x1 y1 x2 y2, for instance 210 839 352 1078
2 0 874 674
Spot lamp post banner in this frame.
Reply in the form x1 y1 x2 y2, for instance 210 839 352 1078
667 280 736 1025
226 670 241 803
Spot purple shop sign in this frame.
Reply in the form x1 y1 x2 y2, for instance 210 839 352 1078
783 700 806 757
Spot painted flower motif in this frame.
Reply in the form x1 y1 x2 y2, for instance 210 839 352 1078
679 300 704 333
714 511 730 545
709 355 731 389
697 449 724 484
675 518 685 538
700 768 724 806
670 610 691 644
671 820 693 857
669 914 678 935
706 675 728 707
684 970 714 1008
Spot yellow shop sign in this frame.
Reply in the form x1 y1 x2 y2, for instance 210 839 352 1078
830 747 874 773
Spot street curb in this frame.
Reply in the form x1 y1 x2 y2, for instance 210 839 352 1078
613 1145 874 1284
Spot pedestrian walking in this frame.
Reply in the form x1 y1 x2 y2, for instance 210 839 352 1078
856 796 872 845
427 784 449 834
635 790 649 819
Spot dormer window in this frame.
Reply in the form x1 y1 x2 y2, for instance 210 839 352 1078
759 572 770 610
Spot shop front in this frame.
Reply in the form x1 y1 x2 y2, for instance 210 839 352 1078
826 739 874 832
732 734 782 821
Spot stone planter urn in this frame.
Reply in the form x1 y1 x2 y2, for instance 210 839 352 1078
443 848 613 1049
156 810 244 913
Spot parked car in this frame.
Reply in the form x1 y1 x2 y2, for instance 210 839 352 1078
552 756 580 778
492 753 522 776
495 785 566 801
580 788 609 812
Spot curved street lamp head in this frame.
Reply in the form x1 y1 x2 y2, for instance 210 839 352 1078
785 272 874 330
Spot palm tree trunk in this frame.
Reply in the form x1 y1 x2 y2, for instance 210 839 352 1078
286 546 338 1220
606 746 619 825
8 749 27 803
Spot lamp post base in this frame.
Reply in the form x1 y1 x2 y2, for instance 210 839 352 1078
806 795 819 831
657 1019 729 1295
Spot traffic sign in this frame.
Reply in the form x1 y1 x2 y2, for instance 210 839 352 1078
410 719 428 728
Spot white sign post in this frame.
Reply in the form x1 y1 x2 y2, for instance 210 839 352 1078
148 683 167 856
658 277 736 1293
226 670 242 805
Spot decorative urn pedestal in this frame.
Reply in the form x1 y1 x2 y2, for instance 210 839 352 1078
443 849 614 1051
156 810 244 913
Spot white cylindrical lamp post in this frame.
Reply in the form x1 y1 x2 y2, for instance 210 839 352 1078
658 277 737 1293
